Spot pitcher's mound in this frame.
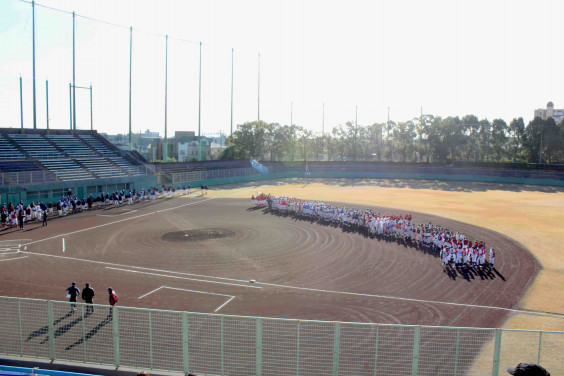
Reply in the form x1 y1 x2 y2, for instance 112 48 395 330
161 228 235 242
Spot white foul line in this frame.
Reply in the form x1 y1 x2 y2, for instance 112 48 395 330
22 197 216 247
97 210 138 217
106 267 262 289
0 256 28 263
138 286 236 312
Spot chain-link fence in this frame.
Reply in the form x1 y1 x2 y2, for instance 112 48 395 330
0 297 562 376
171 167 259 184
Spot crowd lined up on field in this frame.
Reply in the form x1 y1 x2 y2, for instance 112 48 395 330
252 194 496 269
1 184 209 229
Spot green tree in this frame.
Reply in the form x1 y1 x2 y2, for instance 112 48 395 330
508 117 525 162
490 118 508 161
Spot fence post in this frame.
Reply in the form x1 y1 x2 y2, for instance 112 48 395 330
17 299 23 356
182 312 189 374
149 310 153 369
221 316 224 376
296 321 301 376
81 306 86 362
47 300 55 361
256 318 263 376
333 322 341 376
454 329 460 376
112 307 120 368
412 326 420 376
373 325 379 376
492 328 502 376
537 331 543 364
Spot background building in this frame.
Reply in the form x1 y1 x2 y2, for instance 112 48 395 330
534 101 564 123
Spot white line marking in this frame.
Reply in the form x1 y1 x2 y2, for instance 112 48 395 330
0 239 31 242
22 197 216 247
251 280 564 318
106 267 262 289
20 249 257 284
163 286 234 298
97 210 138 217
214 296 235 312
138 286 165 300
0 256 28 262
62 238 65 253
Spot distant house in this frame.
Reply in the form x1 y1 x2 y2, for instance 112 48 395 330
174 131 211 162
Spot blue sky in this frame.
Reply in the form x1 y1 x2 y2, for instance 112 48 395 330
1 0 563 137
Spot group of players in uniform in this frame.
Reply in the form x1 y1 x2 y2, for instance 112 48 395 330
251 194 496 270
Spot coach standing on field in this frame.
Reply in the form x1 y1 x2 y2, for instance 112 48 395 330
82 283 95 314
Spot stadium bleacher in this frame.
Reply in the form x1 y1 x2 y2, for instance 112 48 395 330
0 160 57 185
0 134 24 160
7 134 60 159
45 134 98 157
108 156 143 175
38 159 94 181
78 134 118 156
76 157 128 178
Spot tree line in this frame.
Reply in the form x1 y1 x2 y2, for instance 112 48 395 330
223 114 564 164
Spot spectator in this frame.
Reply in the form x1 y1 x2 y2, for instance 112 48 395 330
507 363 550 376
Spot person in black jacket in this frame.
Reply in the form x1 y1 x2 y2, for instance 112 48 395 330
66 282 80 311
82 283 95 314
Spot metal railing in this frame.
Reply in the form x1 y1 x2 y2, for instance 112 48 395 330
171 167 259 184
0 297 562 376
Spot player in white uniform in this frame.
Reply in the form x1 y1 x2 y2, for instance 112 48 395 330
489 248 495 267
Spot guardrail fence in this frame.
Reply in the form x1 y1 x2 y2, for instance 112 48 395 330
0 297 562 375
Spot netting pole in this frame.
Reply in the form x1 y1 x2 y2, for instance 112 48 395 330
373 325 379 376
537 331 543 364
17 300 23 356
256 318 263 376
411 326 420 376
221 317 224 376
112 308 120 368
149 310 153 369
81 306 86 362
492 328 502 376
182 312 189 374
296 321 301 376
47 301 55 360
333 322 341 376
454 329 460 376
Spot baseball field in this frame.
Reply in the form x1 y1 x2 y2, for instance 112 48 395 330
0 177 562 374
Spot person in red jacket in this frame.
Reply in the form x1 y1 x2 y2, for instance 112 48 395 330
107 287 118 314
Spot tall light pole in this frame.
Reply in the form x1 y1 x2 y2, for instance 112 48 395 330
290 101 293 127
198 41 202 161
20 76 23 129
257 53 260 127
353 106 358 161
128 26 133 150
89 84 93 131
164 34 168 163
45 79 49 129
32 0 37 129
230 48 234 138
539 122 543 164
72 11 76 131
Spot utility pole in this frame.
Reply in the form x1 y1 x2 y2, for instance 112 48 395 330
198 41 202 161
20 76 23 129
72 11 76 130
164 35 168 163
230 48 234 138
46 79 49 129
128 26 133 150
32 0 37 129
257 53 261 127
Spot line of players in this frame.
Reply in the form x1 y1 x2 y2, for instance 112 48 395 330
252 194 496 269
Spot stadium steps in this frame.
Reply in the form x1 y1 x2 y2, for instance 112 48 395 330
45 134 98 158
0 134 26 160
38 159 95 181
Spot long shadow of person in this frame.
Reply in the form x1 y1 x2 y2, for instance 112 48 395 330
492 267 506 281
39 310 93 344
65 313 113 351
25 310 75 342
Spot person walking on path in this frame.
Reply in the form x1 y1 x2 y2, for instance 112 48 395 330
66 282 80 311
82 283 95 314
